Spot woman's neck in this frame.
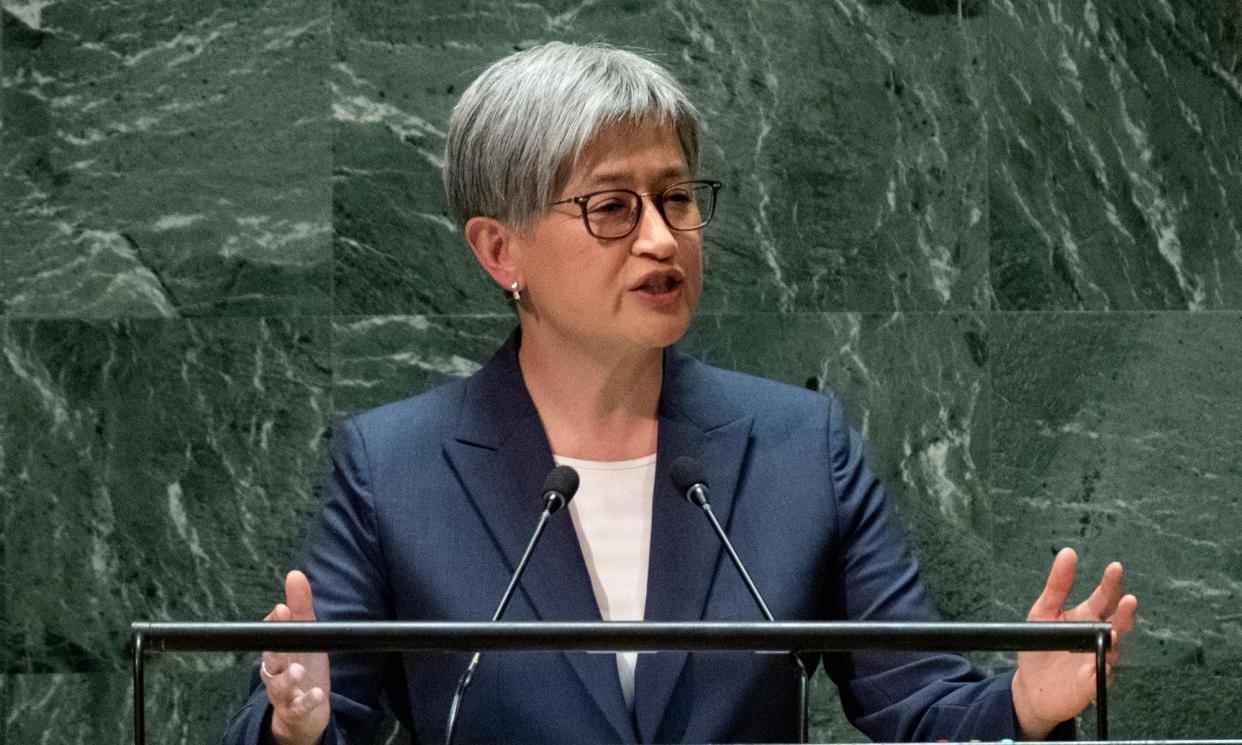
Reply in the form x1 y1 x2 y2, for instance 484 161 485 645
518 329 662 461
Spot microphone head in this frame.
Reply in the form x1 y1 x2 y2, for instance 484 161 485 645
669 456 708 499
542 465 580 513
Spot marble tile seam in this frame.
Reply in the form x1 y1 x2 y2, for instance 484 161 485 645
689 309 1242 315
977 309 1242 316
325 313 515 320
0 314 514 322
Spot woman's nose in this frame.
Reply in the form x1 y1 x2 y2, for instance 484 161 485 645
631 196 678 258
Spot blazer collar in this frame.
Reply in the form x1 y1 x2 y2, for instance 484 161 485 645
443 330 754 744
635 346 754 743
448 329 752 446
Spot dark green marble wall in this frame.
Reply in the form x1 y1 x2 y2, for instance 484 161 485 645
2 0 1240 741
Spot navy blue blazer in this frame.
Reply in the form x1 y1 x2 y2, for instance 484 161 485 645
225 332 1024 744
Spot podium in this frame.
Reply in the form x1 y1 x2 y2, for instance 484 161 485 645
131 620 1127 744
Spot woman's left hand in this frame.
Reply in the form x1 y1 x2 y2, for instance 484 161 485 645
1011 547 1138 739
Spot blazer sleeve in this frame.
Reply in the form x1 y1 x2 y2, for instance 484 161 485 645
221 418 403 745
819 392 1045 741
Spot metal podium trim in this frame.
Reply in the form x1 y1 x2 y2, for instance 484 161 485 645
131 620 1112 744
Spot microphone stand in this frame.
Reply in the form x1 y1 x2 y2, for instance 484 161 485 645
444 508 554 745
693 492 810 744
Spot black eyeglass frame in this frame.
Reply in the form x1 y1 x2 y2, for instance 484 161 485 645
549 180 722 239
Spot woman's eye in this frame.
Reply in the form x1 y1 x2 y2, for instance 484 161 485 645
589 199 629 214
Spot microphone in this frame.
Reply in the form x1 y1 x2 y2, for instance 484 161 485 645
540 465 578 515
669 456 809 744
444 465 580 745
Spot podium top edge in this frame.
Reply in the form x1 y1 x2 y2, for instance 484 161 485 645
132 620 1112 631
128 621 1113 655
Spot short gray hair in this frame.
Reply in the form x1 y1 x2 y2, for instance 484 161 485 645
443 42 701 230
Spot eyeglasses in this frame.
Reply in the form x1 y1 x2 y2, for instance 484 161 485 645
549 180 722 240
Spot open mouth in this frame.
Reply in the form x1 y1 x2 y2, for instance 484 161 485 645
634 272 683 295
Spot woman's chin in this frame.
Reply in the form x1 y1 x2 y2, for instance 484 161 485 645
631 311 694 350
625 287 698 343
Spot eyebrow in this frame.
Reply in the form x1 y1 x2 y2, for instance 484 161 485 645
581 166 690 189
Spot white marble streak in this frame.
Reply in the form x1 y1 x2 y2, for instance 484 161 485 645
2 0 55 30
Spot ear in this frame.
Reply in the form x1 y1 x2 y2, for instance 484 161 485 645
464 216 523 290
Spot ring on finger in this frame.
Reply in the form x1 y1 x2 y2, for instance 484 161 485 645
260 660 276 679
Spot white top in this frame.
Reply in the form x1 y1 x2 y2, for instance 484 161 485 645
553 452 656 710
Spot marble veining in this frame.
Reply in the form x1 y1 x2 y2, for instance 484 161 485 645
1 319 331 678
990 313 1242 674
1 1 333 317
990 0 1242 310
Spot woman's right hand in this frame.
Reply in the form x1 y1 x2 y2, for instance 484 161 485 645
260 570 331 745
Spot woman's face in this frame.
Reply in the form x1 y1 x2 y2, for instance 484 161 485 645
513 121 704 359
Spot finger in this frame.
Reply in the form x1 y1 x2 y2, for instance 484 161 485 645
1106 630 1123 666
1095 663 1114 689
1111 594 1138 635
1082 656 1116 692
261 650 288 679
1074 655 1116 694
262 660 302 709
285 570 317 622
261 604 293 672
289 686 326 718
1028 547 1078 620
264 603 292 623
1106 595 1139 664
282 663 320 711
1079 561 1124 620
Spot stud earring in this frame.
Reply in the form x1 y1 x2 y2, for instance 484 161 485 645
510 281 521 302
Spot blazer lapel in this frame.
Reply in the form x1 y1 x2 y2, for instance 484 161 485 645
442 334 637 743
634 348 754 743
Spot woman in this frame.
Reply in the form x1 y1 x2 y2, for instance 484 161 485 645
227 42 1136 744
